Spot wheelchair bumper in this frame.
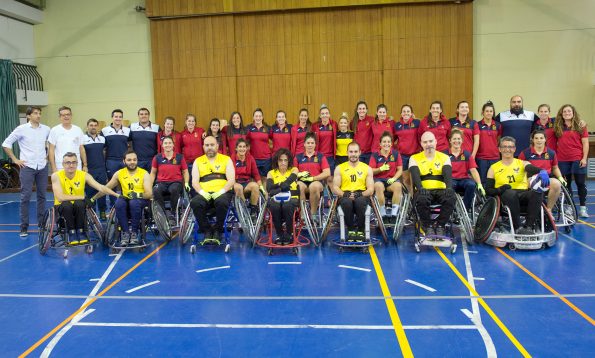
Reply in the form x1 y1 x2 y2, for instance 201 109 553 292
486 230 557 250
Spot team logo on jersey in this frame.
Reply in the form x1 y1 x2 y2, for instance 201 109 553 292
172 158 177 165
465 123 470 128
544 153 549 159
134 178 139 183
497 168 504 173
491 125 496 130
548 123 553 128
215 165 221 171
411 123 416 128
389 155 394 161
357 171 363 176
513 167 520 173
460 154 465 160
434 162 441 169
74 181 80 187
284 127 288 133
314 156 318 163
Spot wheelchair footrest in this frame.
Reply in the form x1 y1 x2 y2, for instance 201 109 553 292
418 236 453 248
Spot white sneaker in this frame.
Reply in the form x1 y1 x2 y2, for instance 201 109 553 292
579 206 589 218
380 206 386 217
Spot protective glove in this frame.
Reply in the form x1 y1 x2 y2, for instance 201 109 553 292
280 182 290 191
353 192 362 198
259 185 266 194
297 171 310 179
538 170 550 187
211 189 226 200
342 191 352 199
477 183 486 196
498 184 512 195
199 190 212 201
379 163 390 172
130 192 142 199
184 182 191 192
557 176 567 186
386 177 397 185
301 176 314 182
85 197 95 208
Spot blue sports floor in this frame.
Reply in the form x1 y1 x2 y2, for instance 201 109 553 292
1 184 594 357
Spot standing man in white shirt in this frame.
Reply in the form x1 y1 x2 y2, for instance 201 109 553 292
2 106 51 237
48 106 87 173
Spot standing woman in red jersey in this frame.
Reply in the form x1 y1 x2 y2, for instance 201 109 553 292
290 108 311 155
312 104 337 180
393 104 421 193
351 100 374 164
271 110 293 153
246 108 272 177
180 114 205 191
532 104 557 152
449 101 479 157
370 104 394 154
475 101 501 184
419 100 451 152
157 116 182 154
554 104 589 218
225 111 247 155
206 118 227 154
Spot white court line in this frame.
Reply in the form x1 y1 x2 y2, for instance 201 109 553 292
196 265 230 273
89 278 100 282
404 279 436 292
474 277 485 281
126 280 160 294
268 262 302 265
0 201 15 206
41 249 124 357
467 251 478 254
0 244 37 263
561 233 595 253
338 265 371 272
73 322 477 330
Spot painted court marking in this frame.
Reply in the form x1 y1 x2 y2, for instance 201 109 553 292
0 244 37 263
338 265 371 272
195 265 230 273
0 201 15 206
126 280 161 294
474 277 486 281
404 279 436 292
561 233 595 253
268 261 302 265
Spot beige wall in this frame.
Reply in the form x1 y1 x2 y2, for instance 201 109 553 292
474 0 595 127
34 0 153 127
33 0 595 129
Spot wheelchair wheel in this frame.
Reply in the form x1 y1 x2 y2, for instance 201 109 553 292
319 197 338 244
552 184 577 232
300 200 319 246
179 205 195 245
471 191 486 225
474 196 500 243
151 200 172 241
38 208 55 254
104 207 119 247
455 195 474 245
370 197 388 243
542 203 558 246
392 192 411 243
86 208 104 242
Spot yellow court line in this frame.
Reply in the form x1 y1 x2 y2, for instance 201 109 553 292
369 245 413 357
578 220 595 229
496 248 595 326
434 247 531 357
19 241 169 358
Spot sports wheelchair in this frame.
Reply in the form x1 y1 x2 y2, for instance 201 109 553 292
233 192 267 244
297 183 337 246
412 191 473 254
370 186 412 243
103 203 156 252
151 190 192 241
38 206 104 258
474 195 557 250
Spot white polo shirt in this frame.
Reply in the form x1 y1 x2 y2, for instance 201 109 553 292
2 122 50 170
48 124 85 170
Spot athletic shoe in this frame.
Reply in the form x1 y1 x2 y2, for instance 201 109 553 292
100 211 107 221
579 206 589 218
516 226 534 236
120 232 130 247
274 236 284 245
434 225 446 237
355 231 366 242
129 232 139 245
68 230 79 245
19 227 28 237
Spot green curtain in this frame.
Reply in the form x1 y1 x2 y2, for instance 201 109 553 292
0 59 20 160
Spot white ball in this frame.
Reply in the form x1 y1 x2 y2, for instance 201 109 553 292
273 191 291 203
529 174 549 193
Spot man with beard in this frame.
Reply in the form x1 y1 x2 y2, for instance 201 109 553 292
129 107 159 172
331 141 374 241
409 131 455 237
96 150 152 246
83 118 108 220
190 136 235 243
495 95 538 157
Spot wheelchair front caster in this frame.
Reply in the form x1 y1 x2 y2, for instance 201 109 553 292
414 243 420 253
565 226 571 233
268 248 273 256
450 244 457 254
86 245 93 254
190 245 196 254
63 249 68 259
508 243 516 250
362 247 369 254
225 244 231 253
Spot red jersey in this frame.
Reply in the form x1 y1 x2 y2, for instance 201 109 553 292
394 118 421 156
152 153 187 182
290 124 310 155
370 118 395 153
449 117 479 154
351 115 374 154
231 153 261 183
419 115 451 152
532 118 557 152
312 120 337 157
157 130 182 155
293 152 329 176
246 124 272 160
180 127 204 164
556 125 588 161
446 150 477 180
271 124 293 153
476 119 502 160
518 147 557 174
224 126 248 156
369 150 403 179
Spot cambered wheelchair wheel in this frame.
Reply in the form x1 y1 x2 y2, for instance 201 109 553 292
455 195 474 245
370 197 389 243
86 208 104 242
551 184 577 233
473 196 500 243
151 200 172 241
104 207 119 247
179 205 195 245
38 207 55 254
392 191 411 243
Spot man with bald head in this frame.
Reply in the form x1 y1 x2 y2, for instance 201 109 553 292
190 136 235 243
408 131 455 237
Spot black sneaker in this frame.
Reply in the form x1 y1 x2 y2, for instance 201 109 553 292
19 226 28 237
355 231 366 242
434 225 446 237
68 230 79 245
516 226 534 235
275 236 284 245
283 233 293 245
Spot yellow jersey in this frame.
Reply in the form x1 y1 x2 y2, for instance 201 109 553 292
490 159 528 190
195 153 231 192
54 169 86 205
335 131 354 157
410 151 450 189
117 167 148 198
270 169 299 198
338 161 369 192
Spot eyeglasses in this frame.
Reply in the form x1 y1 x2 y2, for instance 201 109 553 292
500 146 516 150
63 161 78 166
